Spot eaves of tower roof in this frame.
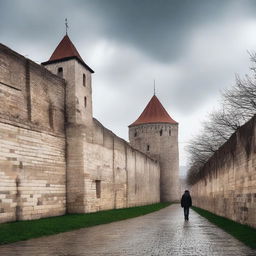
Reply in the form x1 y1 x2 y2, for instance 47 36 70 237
129 95 178 127
41 35 94 73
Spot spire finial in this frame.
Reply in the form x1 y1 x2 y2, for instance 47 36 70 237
65 18 69 35
153 79 156 95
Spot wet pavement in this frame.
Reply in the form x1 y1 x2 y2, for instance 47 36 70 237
0 204 255 256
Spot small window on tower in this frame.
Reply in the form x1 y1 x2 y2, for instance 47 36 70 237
169 129 171 136
147 144 150 151
83 74 86 86
160 129 163 136
84 97 87 108
58 67 63 78
134 131 137 137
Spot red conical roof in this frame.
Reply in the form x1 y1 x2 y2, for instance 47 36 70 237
129 95 177 127
42 35 94 73
49 35 84 63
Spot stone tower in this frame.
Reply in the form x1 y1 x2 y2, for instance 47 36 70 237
42 35 94 213
42 35 94 125
129 95 179 202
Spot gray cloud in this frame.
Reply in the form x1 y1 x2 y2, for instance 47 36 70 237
81 0 239 62
1 0 251 62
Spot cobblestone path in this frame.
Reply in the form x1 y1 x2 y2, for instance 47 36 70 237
0 204 255 256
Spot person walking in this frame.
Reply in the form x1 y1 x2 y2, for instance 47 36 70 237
181 190 192 221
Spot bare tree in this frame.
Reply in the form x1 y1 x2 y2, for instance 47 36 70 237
205 107 241 139
223 75 256 120
186 53 256 185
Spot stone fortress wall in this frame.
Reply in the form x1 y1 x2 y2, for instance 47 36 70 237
0 44 66 223
85 119 160 212
0 43 160 223
190 115 256 228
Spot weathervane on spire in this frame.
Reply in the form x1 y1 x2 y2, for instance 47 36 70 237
154 79 156 95
65 18 69 35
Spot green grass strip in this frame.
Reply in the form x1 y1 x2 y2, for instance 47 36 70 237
192 206 256 249
0 202 170 245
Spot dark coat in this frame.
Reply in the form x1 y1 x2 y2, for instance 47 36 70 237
181 191 192 208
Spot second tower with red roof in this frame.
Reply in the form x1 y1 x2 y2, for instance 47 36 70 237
129 95 179 202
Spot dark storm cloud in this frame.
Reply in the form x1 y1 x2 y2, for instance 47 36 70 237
1 0 255 110
81 0 241 63
1 0 256 165
1 0 251 62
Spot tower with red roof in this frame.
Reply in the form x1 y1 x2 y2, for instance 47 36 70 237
129 95 179 202
42 35 94 125
42 35 95 213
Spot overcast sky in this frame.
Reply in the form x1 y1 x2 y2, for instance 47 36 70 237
1 0 256 169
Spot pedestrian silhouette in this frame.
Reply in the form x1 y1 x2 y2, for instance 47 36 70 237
181 190 192 221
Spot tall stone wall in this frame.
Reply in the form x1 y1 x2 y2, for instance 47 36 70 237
0 43 161 223
81 119 160 212
190 116 256 228
0 44 66 223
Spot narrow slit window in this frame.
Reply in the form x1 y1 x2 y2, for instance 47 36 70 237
169 129 171 136
134 131 137 137
84 97 87 108
147 144 150 151
160 129 163 136
96 180 101 198
57 67 63 77
83 73 86 86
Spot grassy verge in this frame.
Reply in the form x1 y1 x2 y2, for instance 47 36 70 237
192 206 256 249
0 202 171 245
